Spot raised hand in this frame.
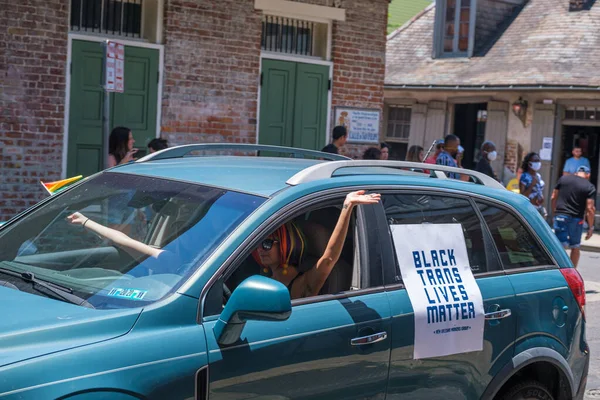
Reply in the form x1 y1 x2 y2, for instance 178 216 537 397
122 148 138 163
344 190 381 208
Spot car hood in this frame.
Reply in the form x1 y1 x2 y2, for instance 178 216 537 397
0 286 141 367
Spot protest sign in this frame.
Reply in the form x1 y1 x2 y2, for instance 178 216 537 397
390 223 484 359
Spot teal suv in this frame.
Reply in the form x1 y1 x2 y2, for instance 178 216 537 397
0 144 588 399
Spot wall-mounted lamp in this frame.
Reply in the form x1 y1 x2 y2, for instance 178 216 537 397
512 97 528 126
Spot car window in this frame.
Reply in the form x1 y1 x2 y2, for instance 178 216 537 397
476 202 553 269
205 203 379 317
382 193 495 274
0 173 264 309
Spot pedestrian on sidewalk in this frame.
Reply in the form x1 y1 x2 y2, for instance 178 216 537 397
475 140 498 180
363 147 382 160
321 126 347 155
563 145 591 176
380 142 390 160
551 165 596 268
405 145 424 162
147 137 169 153
520 152 547 218
436 134 462 180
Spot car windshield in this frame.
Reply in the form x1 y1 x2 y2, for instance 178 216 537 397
0 172 264 309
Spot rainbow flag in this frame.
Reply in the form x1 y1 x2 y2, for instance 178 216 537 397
40 175 84 195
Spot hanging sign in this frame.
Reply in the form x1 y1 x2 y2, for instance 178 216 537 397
390 223 485 359
334 107 380 144
105 41 125 93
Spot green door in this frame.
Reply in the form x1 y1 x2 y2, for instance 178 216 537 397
112 46 159 155
292 63 329 150
67 40 159 177
258 59 329 150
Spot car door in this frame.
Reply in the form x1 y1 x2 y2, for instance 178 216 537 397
475 201 581 368
201 203 392 400
376 191 518 400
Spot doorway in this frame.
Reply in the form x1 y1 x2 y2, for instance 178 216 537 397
258 58 329 151
67 39 159 177
561 125 600 202
453 103 487 170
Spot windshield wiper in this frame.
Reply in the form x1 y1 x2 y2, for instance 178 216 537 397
0 267 95 309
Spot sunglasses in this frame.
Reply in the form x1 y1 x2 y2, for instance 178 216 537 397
261 238 278 251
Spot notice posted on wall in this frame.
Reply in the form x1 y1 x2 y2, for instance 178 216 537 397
390 223 485 359
334 107 380 144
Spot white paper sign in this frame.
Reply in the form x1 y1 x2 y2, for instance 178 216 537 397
334 108 380 143
105 41 125 93
390 223 485 359
540 137 553 161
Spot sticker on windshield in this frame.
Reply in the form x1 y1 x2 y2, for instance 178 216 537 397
390 223 484 359
107 288 148 300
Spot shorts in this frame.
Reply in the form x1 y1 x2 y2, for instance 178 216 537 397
553 215 584 249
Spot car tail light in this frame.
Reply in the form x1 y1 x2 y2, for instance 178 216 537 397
561 268 586 320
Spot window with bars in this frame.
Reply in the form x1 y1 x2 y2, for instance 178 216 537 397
565 107 600 121
386 106 412 141
70 0 143 38
261 15 317 57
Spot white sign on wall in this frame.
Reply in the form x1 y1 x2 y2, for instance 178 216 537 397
105 41 125 93
540 137 553 161
390 223 485 359
334 107 380 144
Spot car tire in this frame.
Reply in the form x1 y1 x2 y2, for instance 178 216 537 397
500 380 554 400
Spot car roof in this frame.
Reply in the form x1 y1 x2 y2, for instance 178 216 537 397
111 156 325 197
111 155 511 200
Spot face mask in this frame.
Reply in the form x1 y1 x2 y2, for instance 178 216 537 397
529 161 542 171
487 151 497 161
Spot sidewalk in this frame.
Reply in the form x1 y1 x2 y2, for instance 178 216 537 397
580 233 600 253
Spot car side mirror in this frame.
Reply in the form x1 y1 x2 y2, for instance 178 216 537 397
213 275 291 346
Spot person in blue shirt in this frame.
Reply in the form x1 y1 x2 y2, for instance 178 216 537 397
436 134 462 179
563 146 591 176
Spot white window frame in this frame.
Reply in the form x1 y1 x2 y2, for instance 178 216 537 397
433 0 477 58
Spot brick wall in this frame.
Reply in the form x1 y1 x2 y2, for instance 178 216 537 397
504 138 524 174
0 0 68 221
161 0 262 146
162 0 389 160
331 0 388 159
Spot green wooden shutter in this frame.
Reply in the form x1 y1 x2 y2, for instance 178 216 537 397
67 40 105 177
258 59 296 147
292 63 328 150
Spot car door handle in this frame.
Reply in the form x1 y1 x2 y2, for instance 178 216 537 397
485 309 511 320
351 331 388 346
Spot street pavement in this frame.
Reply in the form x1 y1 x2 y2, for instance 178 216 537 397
577 251 600 399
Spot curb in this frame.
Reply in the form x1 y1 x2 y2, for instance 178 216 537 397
581 244 600 253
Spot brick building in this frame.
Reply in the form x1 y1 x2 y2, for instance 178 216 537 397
384 0 600 218
0 0 389 221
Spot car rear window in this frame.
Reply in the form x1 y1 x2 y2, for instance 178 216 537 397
382 193 497 274
476 202 553 269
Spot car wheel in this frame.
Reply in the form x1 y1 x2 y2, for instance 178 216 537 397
500 380 554 400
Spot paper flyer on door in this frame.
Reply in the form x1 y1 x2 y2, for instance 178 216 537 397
390 223 484 359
